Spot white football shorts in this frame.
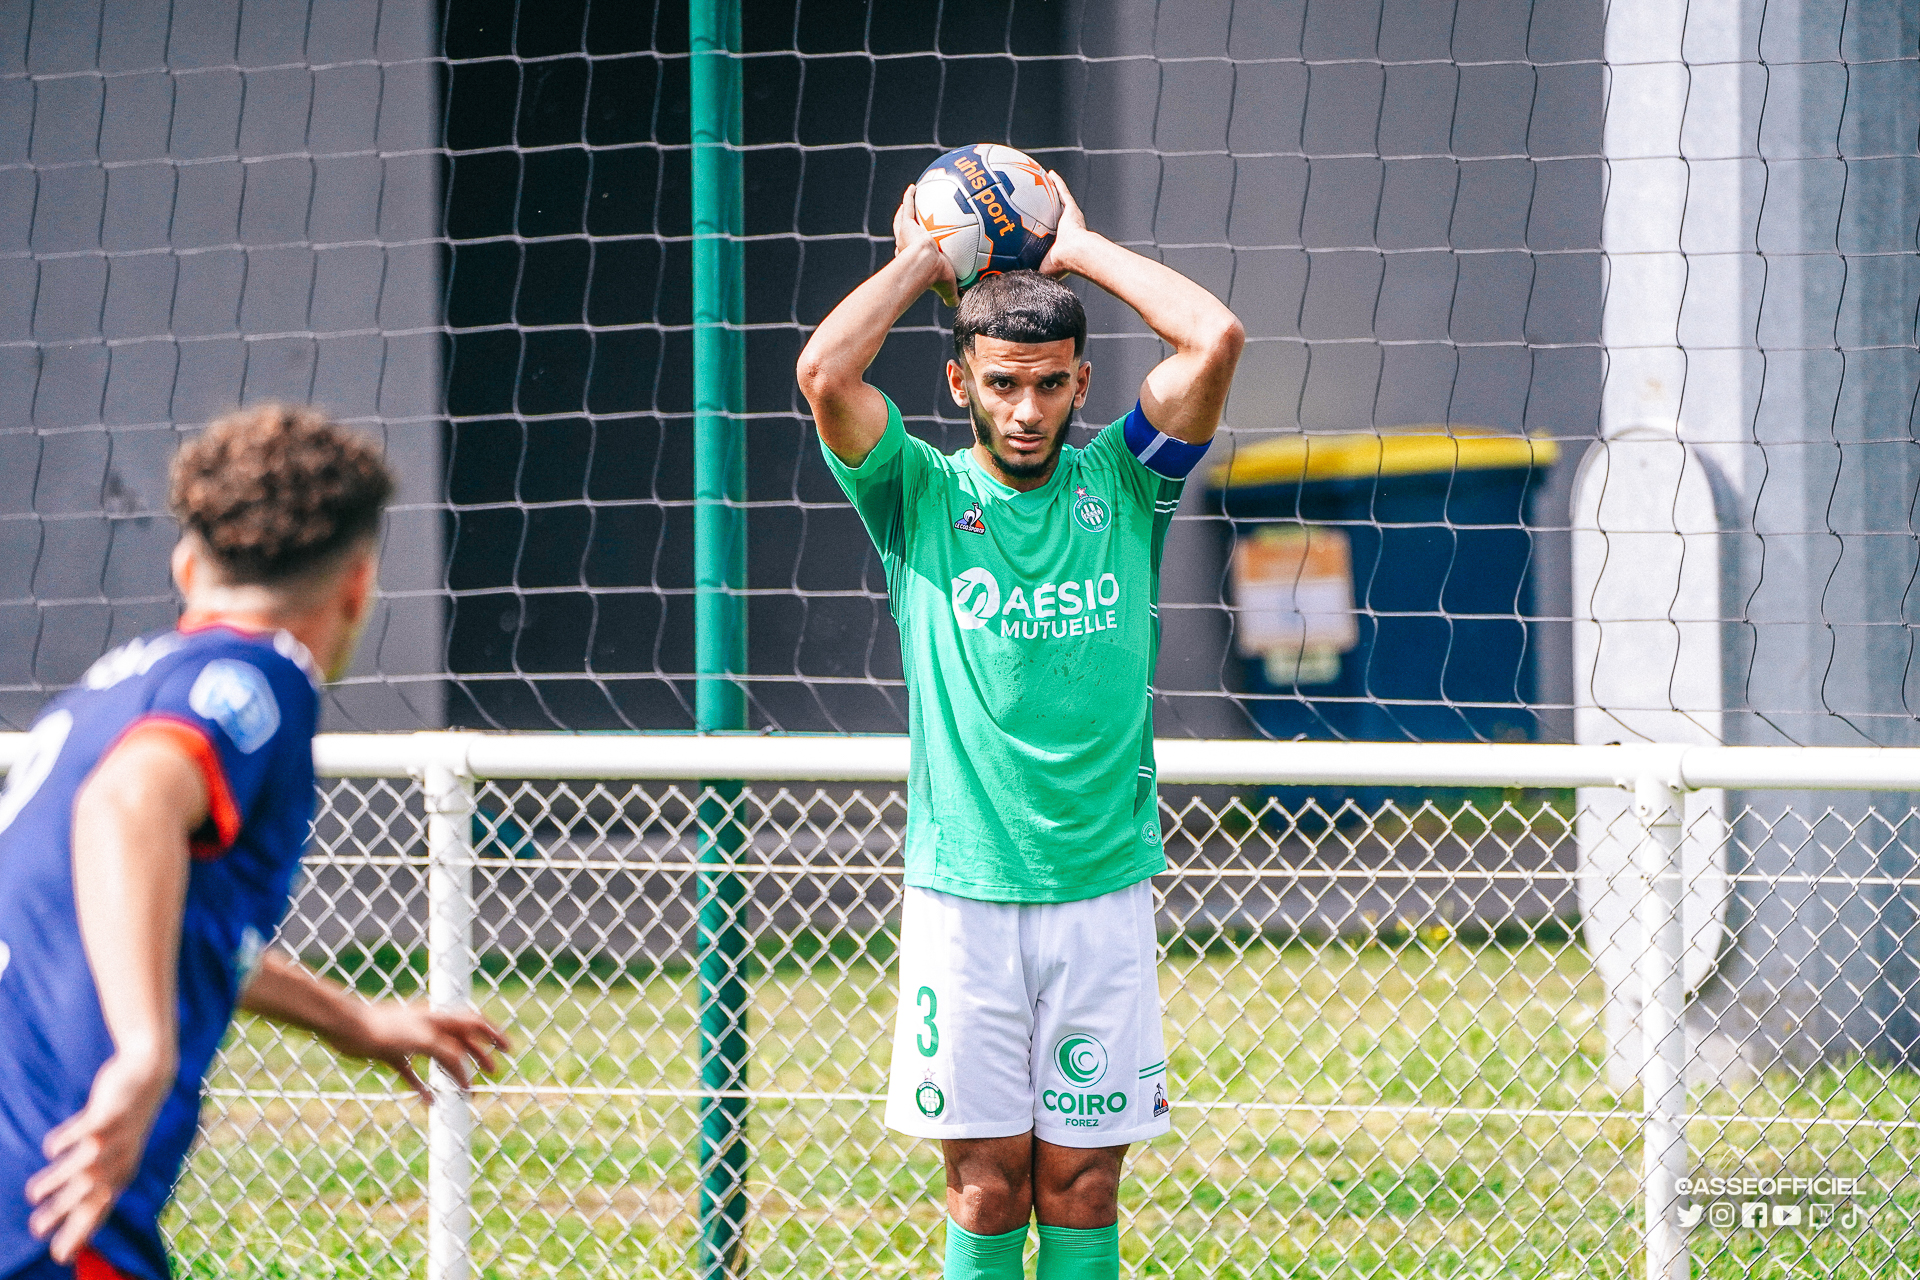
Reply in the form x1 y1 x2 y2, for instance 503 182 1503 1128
883 879 1173 1148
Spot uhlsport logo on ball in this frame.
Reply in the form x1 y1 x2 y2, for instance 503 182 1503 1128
913 143 1063 291
1055 1033 1109 1088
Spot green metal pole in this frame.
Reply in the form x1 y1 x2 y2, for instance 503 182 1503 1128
691 0 748 1276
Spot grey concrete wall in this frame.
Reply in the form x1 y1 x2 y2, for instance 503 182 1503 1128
1587 0 1920 1080
1063 0 1603 740
0 0 444 730
1705 0 1920 1078
0 1 1608 740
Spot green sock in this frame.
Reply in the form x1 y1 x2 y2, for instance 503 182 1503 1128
944 1219 1028 1280
1035 1223 1119 1280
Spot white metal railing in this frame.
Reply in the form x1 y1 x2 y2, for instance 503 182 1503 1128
10 727 1907 789
4 732 1918 1279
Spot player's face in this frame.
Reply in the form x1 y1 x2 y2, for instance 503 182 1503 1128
949 336 1091 487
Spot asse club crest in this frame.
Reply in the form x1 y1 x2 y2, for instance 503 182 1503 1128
1072 486 1110 533
915 1078 946 1118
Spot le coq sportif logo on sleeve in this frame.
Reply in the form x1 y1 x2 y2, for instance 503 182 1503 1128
950 567 1002 630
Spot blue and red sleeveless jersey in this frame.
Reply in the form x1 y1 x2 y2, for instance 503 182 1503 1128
0 624 320 1280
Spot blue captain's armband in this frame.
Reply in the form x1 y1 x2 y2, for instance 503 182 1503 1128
1121 402 1208 479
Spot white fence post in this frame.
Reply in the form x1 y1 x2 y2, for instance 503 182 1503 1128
1634 763 1689 1280
423 741 475 1280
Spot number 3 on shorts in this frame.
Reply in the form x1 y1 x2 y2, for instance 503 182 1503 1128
915 985 939 1057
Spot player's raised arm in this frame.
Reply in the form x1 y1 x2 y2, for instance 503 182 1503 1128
797 186 959 466
1038 175 1244 446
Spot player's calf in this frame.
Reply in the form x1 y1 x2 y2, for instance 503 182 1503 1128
1033 1141 1125 1228
1033 1143 1124 1280
941 1137 1126 1280
944 1135 1036 1235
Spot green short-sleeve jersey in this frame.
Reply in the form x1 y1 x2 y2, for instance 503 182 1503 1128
821 393 1184 903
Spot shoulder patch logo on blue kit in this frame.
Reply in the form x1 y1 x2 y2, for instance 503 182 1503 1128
915 1077 946 1118
953 501 987 535
1071 486 1110 533
189 660 281 754
0 940 10 982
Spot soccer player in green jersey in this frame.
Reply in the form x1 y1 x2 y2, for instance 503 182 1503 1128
797 173 1241 1280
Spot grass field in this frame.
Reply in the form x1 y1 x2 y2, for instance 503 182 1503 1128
166 932 1920 1278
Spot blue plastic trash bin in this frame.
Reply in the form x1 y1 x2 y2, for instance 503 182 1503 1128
1209 430 1558 753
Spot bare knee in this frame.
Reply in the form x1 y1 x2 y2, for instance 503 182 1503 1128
944 1135 1034 1235
1034 1142 1125 1228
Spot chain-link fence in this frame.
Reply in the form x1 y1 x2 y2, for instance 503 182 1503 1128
155 736 1920 1279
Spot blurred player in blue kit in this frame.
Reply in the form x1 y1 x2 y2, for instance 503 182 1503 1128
0 406 509 1280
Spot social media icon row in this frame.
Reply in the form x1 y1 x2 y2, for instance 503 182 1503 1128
1679 1200 1863 1229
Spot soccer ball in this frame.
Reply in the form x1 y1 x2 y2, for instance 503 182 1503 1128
913 144 1063 292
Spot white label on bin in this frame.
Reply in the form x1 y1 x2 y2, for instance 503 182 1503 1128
1230 524 1358 665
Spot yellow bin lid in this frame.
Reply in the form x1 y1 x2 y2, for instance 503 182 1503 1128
1210 428 1559 489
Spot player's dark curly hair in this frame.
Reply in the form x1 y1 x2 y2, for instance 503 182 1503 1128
169 403 395 584
952 270 1086 362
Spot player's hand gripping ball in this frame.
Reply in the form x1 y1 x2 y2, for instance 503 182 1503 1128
913 143 1063 292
